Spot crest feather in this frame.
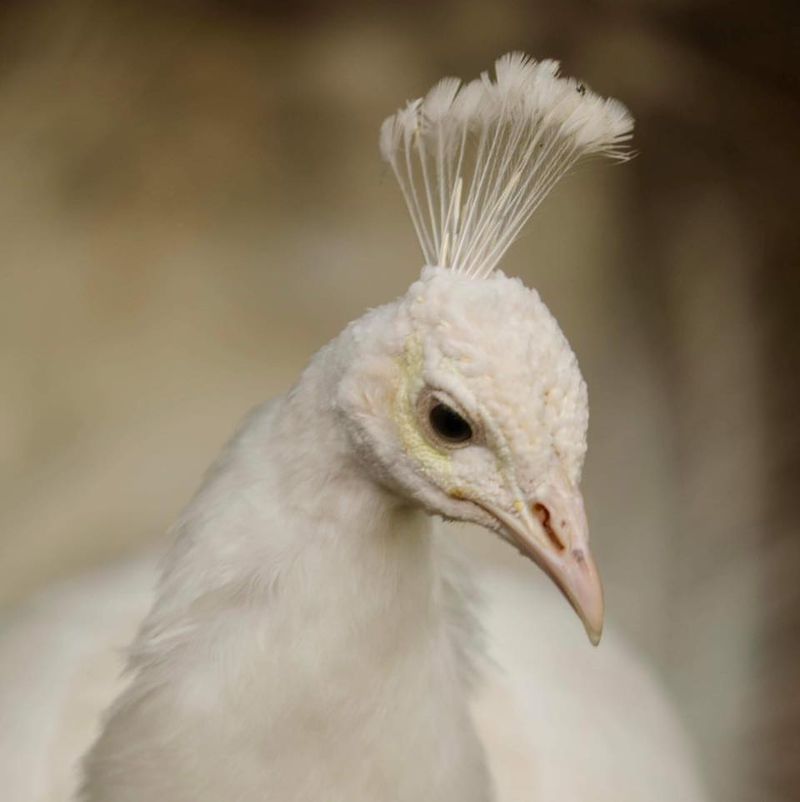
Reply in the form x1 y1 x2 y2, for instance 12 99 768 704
380 52 634 278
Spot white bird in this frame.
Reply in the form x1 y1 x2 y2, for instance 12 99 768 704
0 53 708 802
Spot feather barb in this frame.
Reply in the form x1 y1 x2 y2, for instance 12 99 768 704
380 53 634 278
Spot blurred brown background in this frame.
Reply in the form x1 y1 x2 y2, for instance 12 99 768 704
0 1 797 800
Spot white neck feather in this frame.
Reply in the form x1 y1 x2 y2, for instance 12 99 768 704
81 332 492 802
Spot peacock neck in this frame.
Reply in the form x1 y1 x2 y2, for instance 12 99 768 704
153 329 433 617
85 335 492 802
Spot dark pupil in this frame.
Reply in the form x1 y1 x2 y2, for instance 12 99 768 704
429 403 472 443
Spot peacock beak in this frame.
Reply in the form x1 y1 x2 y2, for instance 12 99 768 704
483 477 604 645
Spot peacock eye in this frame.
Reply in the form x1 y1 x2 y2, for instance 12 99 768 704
428 402 473 444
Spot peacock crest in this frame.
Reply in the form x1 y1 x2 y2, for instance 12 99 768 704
380 52 634 279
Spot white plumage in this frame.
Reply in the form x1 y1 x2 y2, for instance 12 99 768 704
0 546 707 802
379 52 632 277
0 54 708 802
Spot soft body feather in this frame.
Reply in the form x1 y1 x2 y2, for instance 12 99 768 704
0 532 708 802
77 347 492 801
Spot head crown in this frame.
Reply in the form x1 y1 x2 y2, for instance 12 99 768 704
380 52 634 279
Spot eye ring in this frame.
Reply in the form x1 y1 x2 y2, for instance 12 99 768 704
417 390 476 449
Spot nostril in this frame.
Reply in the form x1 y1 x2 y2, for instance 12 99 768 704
532 503 565 552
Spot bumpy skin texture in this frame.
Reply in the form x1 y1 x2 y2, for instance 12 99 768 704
339 266 588 539
406 267 587 485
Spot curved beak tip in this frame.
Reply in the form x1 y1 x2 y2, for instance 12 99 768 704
480 483 605 648
586 620 603 647
569 555 604 647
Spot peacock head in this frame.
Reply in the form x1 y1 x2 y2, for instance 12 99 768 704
338 54 633 645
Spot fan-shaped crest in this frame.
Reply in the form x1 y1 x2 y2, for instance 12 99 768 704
380 53 634 278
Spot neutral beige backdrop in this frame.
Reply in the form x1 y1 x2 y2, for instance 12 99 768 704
2 2 798 801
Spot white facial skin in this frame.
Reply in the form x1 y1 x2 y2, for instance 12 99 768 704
337 266 603 643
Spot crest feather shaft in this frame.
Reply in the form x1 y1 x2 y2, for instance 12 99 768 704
380 53 634 278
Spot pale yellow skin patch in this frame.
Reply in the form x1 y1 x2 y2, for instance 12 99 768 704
392 335 456 490
391 335 523 509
